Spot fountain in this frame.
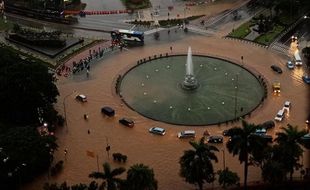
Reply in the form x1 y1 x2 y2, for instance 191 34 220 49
182 47 199 90
119 48 265 125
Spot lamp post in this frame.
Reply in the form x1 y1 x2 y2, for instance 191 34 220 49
234 74 239 119
63 91 76 133
222 149 226 169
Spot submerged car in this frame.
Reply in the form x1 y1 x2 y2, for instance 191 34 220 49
119 118 134 128
207 135 224 143
76 94 87 102
287 61 294 69
271 65 282 74
178 130 196 139
149 127 166 135
302 75 310 84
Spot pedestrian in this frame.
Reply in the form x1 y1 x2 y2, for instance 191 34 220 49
64 149 68 155
170 46 172 52
167 30 170 35
87 129 90 134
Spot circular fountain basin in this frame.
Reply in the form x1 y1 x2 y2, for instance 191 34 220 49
119 55 265 126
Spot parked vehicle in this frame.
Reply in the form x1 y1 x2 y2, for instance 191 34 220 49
149 127 166 135
287 61 294 69
101 106 115 117
178 130 196 139
76 94 87 102
271 65 282 74
119 118 134 127
207 135 223 143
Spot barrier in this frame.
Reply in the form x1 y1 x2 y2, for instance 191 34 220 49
64 9 131 16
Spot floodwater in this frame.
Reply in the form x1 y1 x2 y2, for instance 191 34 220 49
23 34 310 190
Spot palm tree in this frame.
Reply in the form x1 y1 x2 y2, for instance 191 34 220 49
274 124 307 180
179 137 218 190
217 167 240 189
125 163 157 190
226 120 266 189
89 162 126 190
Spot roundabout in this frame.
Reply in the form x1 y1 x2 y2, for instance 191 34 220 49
119 51 265 125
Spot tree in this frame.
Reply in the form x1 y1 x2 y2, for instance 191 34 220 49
226 120 266 189
125 163 157 190
0 45 59 125
89 162 125 190
217 167 240 189
274 124 307 180
179 137 218 190
0 125 57 190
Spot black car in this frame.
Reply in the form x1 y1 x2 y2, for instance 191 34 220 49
222 130 231 136
119 118 134 128
271 65 282 74
252 133 273 143
207 135 224 143
101 106 115 117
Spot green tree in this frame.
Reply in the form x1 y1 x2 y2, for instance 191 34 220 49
125 163 157 190
0 125 57 190
226 120 266 189
179 137 218 190
274 124 307 180
0 45 59 125
217 167 240 189
89 162 125 190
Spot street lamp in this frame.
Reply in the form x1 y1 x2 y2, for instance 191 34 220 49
63 91 76 133
222 149 226 169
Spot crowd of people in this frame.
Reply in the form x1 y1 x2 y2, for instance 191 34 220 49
56 44 118 78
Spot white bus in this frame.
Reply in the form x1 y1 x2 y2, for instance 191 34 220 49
294 51 302 66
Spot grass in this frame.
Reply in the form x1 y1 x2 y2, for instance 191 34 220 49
0 17 13 31
228 22 252 38
254 25 285 46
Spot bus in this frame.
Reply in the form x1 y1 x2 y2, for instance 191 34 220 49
111 29 144 46
294 51 302 66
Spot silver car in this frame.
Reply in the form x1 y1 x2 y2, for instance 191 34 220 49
149 127 166 135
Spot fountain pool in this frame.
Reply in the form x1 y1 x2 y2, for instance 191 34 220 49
119 53 265 126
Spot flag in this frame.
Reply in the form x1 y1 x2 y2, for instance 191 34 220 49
86 150 95 158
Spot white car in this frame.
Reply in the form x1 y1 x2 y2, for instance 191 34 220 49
283 101 291 112
178 130 196 139
76 94 87 102
149 127 166 136
287 61 294 69
275 109 285 122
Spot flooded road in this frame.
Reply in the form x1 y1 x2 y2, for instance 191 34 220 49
22 34 309 190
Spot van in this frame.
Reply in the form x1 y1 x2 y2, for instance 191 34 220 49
76 94 87 102
294 51 302 66
178 130 196 139
274 109 285 122
101 106 115 117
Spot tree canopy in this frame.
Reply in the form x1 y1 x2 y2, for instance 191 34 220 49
0 45 59 125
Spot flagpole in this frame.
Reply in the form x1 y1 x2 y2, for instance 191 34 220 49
96 155 99 172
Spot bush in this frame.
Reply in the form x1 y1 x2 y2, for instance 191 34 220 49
112 153 127 163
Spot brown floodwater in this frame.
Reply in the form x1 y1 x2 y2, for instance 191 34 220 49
22 34 310 190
